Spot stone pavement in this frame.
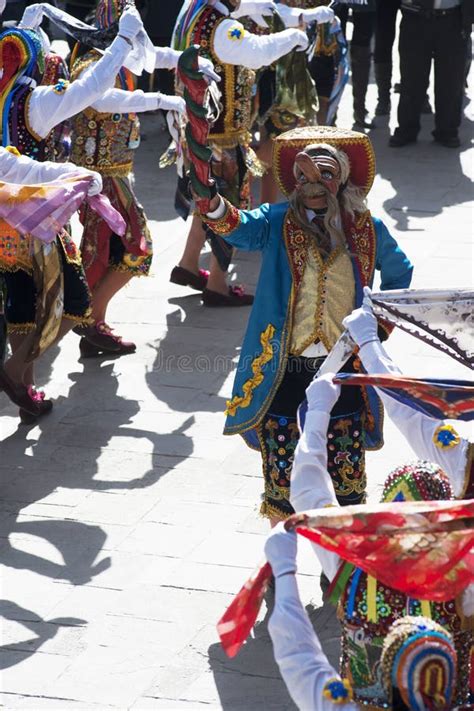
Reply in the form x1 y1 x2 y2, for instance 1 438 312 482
0 58 472 710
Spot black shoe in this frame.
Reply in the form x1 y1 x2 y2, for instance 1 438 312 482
433 135 461 148
389 133 417 148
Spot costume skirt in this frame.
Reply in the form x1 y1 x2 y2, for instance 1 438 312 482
257 355 367 519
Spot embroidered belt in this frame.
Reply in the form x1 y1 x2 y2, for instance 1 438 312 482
88 162 133 178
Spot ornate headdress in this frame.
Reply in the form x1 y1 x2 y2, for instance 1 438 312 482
382 460 453 503
381 616 457 711
0 28 43 145
272 125 376 198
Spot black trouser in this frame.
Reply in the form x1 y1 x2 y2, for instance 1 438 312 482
397 9 467 140
374 0 400 64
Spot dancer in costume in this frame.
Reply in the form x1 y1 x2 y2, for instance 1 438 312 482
286 373 472 708
198 126 413 520
69 0 218 357
242 0 339 203
265 518 464 710
0 6 144 417
170 0 311 306
343 294 473 500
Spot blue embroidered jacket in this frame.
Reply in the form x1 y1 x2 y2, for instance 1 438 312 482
208 201 413 449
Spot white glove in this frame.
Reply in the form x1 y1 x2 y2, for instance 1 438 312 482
292 28 309 52
309 6 335 24
85 172 103 197
197 56 221 84
232 0 276 19
118 6 144 41
264 522 297 578
305 373 341 414
19 3 44 29
342 292 378 349
156 94 186 114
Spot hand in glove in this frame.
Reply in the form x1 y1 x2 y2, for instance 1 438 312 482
19 3 44 29
264 522 297 578
310 6 335 24
197 56 221 84
232 0 277 19
118 6 144 41
293 29 309 52
342 294 379 349
85 171 103 197
156 94 186 114
305 373 341 414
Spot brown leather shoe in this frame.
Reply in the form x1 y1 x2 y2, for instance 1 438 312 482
0 367 41 416
202 285 254 307
170 266 210 291
19 389 53 424
77 321 136 355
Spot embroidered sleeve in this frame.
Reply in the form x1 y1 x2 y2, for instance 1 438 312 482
202 197 242 236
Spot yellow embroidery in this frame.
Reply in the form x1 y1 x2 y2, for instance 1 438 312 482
227 24 245 42
5 145 20 156
433 424 460 450
226 324 275 417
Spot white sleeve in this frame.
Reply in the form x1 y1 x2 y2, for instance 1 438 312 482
359 340 470 497
213 19 303 69
28 36 132 139
290 409 341 581
90 88 158 113
154 46 181 70
0 148 93 184
268 574 357 711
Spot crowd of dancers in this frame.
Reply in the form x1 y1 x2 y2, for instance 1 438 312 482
0 0 472 709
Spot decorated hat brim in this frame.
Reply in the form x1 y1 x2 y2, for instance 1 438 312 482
273 126 376 198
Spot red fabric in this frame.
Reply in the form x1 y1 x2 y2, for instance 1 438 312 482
217 500 474 658
217 562 272 659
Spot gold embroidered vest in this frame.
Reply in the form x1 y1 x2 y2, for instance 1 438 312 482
290 240 355 355
189 6 255 147
70 51 140 177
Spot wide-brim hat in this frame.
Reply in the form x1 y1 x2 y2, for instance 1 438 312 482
273 126 376 197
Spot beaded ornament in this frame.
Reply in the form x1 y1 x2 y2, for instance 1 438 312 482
381 460 452 503
381 616 457 711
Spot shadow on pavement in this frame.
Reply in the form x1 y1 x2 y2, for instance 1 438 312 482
146 294 244 415
0 359 194 587
369 111 473 232
0 601 86 669
208 601 341 710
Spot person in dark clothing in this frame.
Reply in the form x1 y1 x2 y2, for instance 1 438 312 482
373 0 400 115
142 0 182 94
390 0 473 148
336 2 376 129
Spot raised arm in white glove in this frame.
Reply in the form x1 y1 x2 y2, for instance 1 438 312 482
156 94 186 113
342 291 379 350
265 522 357 711
264 522 297 579
118 6 144 41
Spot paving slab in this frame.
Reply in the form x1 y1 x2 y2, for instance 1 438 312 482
0 40 472 711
